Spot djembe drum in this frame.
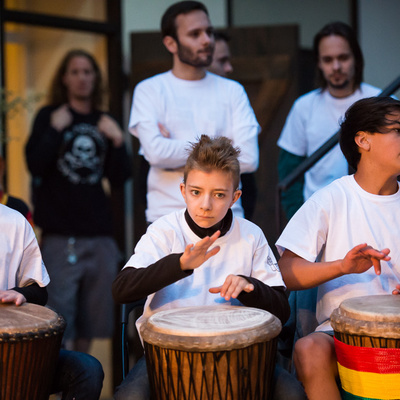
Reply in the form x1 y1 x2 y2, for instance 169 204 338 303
0 303 66 400
330 295 400 400
140 305 282 400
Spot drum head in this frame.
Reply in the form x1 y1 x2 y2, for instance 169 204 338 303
141 305 281 351
331 295 400 338
0 303 65 339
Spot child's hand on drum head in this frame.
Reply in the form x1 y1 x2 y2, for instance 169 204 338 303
0 289 27 306
392 284 400 295
341 243 391 276
180 231 221 271
209 275 254 301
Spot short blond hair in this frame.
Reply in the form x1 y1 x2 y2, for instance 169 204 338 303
183 135 241 190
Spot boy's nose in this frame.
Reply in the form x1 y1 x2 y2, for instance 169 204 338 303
201 195 212 210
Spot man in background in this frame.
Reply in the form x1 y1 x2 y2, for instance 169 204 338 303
277 22 380 220
26 49 131 353
129 1 260 224
208 30 258 220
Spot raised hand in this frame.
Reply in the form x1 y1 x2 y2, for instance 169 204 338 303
97 114 124 147
50 104 73 132
341 243 391 276
209 274 254 301
180 230 221 271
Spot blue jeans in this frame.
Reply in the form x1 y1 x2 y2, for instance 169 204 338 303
52 349 104 400
114 356 306 400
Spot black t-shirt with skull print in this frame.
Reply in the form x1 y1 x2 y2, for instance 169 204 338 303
26 105 131 236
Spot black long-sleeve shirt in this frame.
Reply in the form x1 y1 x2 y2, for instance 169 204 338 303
25 105 131 236
13 283 48 306
113 210 290 325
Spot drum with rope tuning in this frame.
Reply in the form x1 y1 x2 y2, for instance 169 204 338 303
0 303 66 400
140 305 281 400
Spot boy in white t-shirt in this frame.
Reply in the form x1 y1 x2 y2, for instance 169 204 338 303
0 203 104 399
276 96 400 400
113 135 302 399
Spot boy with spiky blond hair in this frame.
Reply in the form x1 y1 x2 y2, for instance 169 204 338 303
113 135 294 399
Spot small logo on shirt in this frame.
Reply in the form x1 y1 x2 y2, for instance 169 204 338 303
267 256 280 272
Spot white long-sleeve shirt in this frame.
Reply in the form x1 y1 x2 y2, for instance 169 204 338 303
129 71 260 222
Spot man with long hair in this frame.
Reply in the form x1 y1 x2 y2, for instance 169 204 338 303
277 22 380 220
25 49 131 353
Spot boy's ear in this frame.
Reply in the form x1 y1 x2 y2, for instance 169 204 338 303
355 131 371 151
230 189 242 207
163 35 178 54
180 182 186 201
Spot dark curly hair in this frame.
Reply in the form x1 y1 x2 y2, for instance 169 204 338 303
161 1 209 39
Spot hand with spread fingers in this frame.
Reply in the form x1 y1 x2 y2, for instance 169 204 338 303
341 243 391 276
209 274 254 301
180 230 221 271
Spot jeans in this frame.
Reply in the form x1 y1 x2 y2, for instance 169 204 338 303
52 349 104 400
114 356 306 400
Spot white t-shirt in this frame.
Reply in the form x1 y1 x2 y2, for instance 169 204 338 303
277 83 381 200
0 204 49 290
276 175 400 331
129 71 260 222
124 208 285 333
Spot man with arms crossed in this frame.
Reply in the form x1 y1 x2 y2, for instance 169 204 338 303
129 1 259 223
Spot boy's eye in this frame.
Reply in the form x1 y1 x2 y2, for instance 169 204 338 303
191 190 200 196
215 193 225 198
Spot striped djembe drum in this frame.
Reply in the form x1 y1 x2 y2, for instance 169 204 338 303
330 295 400 400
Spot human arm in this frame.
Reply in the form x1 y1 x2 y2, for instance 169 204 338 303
112 231 221 303
25 105 68 176
101 114 132 187
129 82 188 169
278 149 306 220
209 275 289 325
5 283 48 306
97 114 124 148
229 83 260 173
1 208 49 306
279 245 391 291
112 254 191 303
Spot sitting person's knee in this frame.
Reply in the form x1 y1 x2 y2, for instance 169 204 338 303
294 333 334 377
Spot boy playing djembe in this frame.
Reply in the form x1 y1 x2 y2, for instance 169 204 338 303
276 96 400 400
113 135 301 399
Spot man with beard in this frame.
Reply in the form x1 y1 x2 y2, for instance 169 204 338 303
207 31 258 221
277 22 380 220
207 30 233 77
129 1 260 224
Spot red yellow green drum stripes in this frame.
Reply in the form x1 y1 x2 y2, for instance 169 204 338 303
334 338 400 399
